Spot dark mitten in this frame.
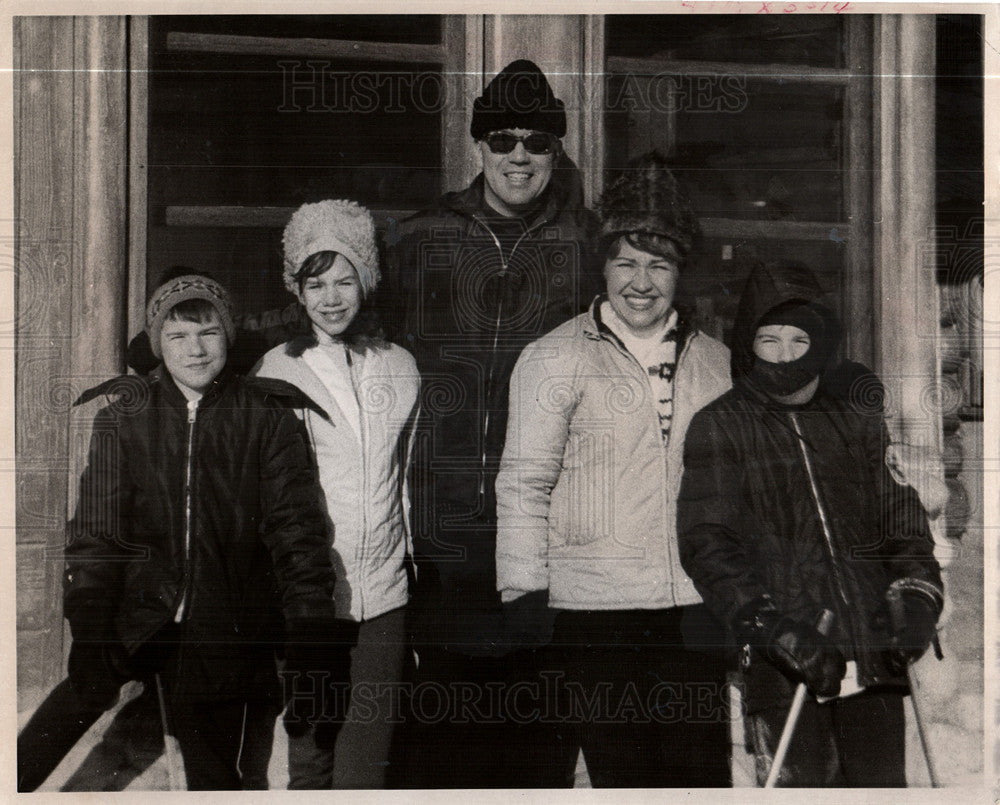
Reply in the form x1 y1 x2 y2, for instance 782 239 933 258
65 600 130 710
734 597 846 699
282 617 353 740
502 590 557 650
66 638 130 710
887 581 942 673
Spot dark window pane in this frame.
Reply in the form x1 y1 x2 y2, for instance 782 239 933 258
606 76 845 221
606 14 846 68
149 53 442 208
151 15 442 45
682 236 848 344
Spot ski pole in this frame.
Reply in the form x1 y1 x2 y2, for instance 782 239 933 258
764 608 835 788
886 587 940 787
154 673 185 790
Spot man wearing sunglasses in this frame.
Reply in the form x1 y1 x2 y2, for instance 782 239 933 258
384 59 599 788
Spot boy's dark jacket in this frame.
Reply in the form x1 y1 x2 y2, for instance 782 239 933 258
677 261 943 712
64 367 337 701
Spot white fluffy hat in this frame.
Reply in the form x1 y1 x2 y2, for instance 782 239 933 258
282 200 380 297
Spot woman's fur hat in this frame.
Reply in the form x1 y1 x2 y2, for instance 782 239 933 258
597 151 698 259
282 199 380 297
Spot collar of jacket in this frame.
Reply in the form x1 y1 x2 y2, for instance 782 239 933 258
582 295 694 352
441 172 568 230
72 365 232 411
154 364 235 410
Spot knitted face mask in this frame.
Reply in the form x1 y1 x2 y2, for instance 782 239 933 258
749 352 823 398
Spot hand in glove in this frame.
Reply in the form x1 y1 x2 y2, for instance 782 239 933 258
886 581 942 674
502 589 557 650
734 597 846 699
282 617 354 743
66 601 131 710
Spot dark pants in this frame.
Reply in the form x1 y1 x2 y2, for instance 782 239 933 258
545 606 733 788
398 645 573 788
746 689 906 787
287 607 406 789
18 674 277 791
169 697 277 790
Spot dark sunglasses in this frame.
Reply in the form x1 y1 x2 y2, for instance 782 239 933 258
483 131 559 155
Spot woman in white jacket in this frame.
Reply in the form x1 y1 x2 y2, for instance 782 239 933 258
254 199 420 789
495 153 733 787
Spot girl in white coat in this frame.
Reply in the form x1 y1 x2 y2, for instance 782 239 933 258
254 199 420 789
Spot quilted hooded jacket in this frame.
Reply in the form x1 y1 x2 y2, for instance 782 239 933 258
677 261 943 711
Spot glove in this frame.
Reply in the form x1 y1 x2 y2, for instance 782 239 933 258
65 600 131 710
886 583 941 674
502 590 557 650
282 617 353 743
734 597 846 699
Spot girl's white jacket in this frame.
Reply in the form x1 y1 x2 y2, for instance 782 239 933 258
254 335 421 622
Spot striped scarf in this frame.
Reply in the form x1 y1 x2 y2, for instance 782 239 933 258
601 303 681 443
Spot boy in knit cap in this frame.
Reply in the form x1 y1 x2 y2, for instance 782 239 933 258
17 269 344 790
383 59 599 788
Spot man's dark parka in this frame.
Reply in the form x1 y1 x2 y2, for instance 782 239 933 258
384 158 600 653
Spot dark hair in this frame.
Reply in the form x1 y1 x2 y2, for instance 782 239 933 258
165 297 220 325
603 232 683 265
293 250 382 343
294 251 342 292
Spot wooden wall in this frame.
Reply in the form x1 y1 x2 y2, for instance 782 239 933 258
15 16 129 708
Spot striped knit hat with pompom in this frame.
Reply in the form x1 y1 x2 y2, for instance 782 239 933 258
282 199 380 297
597 151 698 260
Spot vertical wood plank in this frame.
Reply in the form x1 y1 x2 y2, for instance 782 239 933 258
844 15 874 368
16 15 130 707
67 15 129 512
15 15 77 705
128 16 149 338
582 15 605 209
874 15 947 518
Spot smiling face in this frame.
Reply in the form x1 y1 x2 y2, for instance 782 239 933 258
479 128 558 217
160 307 227 398
603 238 680 337
297 252 363 339
753 324 811 363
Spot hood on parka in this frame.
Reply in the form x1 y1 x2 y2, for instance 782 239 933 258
730 260 843 385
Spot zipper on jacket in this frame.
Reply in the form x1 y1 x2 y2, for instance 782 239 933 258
600 324 696 608
346 344 368 619
788 412 851 610
472 214 547 502
174 399 199 623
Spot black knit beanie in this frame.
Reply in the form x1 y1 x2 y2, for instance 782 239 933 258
757 300 827 346
470 59 566 140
